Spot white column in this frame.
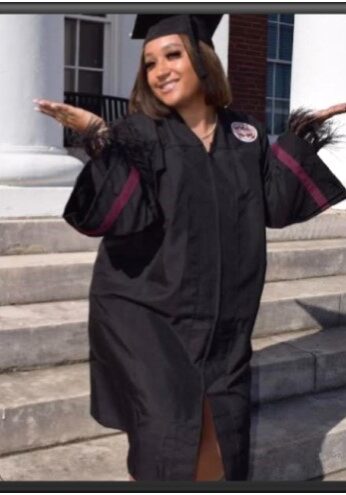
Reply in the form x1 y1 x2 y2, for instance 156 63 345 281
213 14 229 75
0 15 83 217
290 14 346 209
113 14 141 99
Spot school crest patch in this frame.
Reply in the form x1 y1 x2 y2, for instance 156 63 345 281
231 122 258 143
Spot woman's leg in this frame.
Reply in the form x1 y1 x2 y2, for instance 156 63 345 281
128 397 225 482
194 397 225 481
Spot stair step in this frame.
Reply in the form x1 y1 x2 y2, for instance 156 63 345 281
0 252 96 305
250 387 346 480
266 238 346 281
0 435 128 481
2 324 346 458
251 326 346 403
2 386 346 481
1 211 345 257
255 274 346 337
266 210 346 242
2 238 346 305
0 218 99 255
311 468 346 481
2 312 346 404
1 272 346 370
0 300 88 370
0 363 109 456
1 218 346 306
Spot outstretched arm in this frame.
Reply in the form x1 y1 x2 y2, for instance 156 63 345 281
34 98 109 158
33 98 105 133
261 103 346 228
289 103 346 136
34 99 160 238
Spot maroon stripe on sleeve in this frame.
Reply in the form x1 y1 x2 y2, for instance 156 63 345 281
79 166 140 236
271 142 330 209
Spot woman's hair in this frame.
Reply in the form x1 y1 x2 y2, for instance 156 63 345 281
128 34 232 119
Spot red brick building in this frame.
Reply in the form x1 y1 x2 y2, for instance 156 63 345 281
228 14 294 134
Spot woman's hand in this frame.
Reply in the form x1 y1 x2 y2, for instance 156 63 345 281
33 98 105 134
294 103 346 135
313 103 346 124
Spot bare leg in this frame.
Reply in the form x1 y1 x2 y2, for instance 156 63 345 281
194 398 225 481
128 398 225 482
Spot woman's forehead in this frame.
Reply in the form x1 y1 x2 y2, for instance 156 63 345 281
144 34 184 56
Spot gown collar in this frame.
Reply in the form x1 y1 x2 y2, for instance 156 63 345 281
160 107 243 152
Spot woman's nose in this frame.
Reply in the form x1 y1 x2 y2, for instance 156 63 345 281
155 60 171 79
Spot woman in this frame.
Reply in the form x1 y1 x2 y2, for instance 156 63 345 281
34 14 346 482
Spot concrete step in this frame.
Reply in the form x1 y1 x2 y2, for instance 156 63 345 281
2 300 346 406
0 300 88 371
1 211 345 256
255 274 346 337
311 467 346 481
1 386 346 481
0 252 96 306
2 324 346 458
1 237 346 306
0 363 110 457
2 303 346 404
0 435 129 481
1 273 346 370
266 209 346 242
0 218 99 255
250 387 346 480
266 238 346 282
251 326 346 403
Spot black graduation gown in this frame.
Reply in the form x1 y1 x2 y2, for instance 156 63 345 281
63 108 346 481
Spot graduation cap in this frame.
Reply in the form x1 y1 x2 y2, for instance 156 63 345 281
131 14 223 79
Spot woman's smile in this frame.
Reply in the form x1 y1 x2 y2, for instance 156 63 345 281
158 79 179 93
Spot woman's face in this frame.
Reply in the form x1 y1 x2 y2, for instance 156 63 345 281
143 34 204 110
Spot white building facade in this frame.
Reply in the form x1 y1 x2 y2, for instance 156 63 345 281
0 13 345 217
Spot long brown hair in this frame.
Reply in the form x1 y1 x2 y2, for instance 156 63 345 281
129 34 232 119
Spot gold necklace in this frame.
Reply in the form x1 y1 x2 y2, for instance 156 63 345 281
200 118 218 140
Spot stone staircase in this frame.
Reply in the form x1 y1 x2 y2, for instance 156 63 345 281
0 211 346 481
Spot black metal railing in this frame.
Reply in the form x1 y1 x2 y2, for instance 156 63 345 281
63 92 129 147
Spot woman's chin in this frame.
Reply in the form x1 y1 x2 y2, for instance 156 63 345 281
157 95 180 108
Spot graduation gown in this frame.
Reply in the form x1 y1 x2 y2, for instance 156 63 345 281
63 107 346 481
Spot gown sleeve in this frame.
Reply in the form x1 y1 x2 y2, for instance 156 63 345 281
63 116 161 237
257 113 346 228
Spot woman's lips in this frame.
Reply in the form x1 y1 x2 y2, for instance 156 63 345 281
159 80 179 93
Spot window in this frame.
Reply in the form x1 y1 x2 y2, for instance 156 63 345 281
64 14 109 94
266 14 294 135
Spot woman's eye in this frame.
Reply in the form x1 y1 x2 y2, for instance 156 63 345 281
167 51 181 59
145 61 155 70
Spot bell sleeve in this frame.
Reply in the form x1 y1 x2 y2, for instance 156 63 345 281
259 109 346 228
63 117 160 237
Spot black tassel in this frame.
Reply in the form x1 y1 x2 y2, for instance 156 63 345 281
287 107 342 153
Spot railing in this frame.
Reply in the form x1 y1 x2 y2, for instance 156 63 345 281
63 92 129 147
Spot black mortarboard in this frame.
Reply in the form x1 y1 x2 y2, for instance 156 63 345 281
131 14 223 79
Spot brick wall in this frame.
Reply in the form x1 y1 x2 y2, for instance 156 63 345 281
228 15 267 124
